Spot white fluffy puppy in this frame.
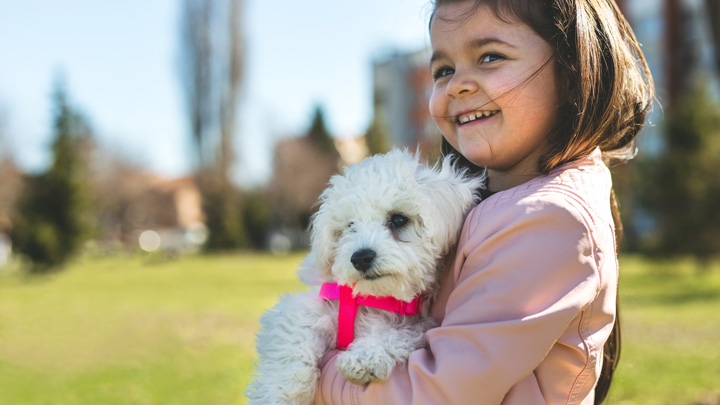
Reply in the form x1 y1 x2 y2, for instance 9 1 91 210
247 149 483 404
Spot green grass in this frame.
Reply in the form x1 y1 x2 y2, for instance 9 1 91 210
608 256 720 404
0 253 718 404
0 252 307 405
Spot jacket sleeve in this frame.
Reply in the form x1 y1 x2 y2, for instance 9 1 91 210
313 194 602 405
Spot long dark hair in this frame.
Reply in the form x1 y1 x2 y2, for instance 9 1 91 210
431 1 654 403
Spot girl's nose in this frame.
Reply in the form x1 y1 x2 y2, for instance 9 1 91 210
446 71 478 97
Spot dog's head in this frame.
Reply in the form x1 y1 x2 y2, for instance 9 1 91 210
304 149 484 301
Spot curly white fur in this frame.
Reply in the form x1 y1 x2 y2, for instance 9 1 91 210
246 149 484 404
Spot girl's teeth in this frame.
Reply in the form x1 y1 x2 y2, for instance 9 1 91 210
458 110 497 124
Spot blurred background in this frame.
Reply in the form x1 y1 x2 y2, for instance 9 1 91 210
0 0 719 404
0 0 435 261
0 0 718 261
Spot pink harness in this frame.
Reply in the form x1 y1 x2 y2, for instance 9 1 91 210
318 282 423 350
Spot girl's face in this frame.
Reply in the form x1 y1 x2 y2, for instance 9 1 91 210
429 2 559 191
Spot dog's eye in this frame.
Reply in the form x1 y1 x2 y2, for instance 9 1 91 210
389 214 409 229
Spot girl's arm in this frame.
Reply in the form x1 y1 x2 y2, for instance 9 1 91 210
313 192 612 404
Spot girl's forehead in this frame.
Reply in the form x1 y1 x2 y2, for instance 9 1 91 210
432 1 484 23
430 3 537 49
432 3 515 36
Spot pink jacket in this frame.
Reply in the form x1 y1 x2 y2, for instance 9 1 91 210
314 149 618 404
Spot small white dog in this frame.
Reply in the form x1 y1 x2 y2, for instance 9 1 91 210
246 149 483 404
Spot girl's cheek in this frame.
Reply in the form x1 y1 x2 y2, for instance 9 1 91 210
429 88 447 117
485 72 522 100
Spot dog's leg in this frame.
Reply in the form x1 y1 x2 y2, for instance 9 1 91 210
336 314 437 385
246 291 337 405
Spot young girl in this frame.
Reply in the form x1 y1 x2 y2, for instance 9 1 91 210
313 0 653 403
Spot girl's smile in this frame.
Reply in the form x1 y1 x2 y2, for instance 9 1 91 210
429 2 560 192
456 109 500 125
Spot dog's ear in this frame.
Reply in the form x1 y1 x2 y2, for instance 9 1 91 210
415 155 485 250
306 184 340 283
297 250 330 285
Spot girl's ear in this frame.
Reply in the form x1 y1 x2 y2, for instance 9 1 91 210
555 61 575 106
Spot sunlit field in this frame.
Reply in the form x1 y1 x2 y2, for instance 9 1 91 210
0 252 718 404
609 257 720 404
0 252 307 405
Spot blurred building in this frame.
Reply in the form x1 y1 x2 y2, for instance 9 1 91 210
0 157 22 236
266 126 368 252
0 158 21 265
267 135 339 246
613 0 719 155
92 160 206 253
372 48 439 156
630 1 718 101
121 176 206 252
334 136 369 166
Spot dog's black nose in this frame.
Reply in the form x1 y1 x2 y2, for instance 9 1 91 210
351 249 376 272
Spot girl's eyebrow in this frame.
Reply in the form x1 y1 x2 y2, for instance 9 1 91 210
430 37 516 66
430 50 447 66
469 37 516 50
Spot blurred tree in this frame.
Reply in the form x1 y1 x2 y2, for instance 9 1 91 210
10 82 93 272
706 0 720 75
364 119 391 156
307 105 336 154
241 189 274 250
637 78 720 263
179 0 247 250
609 160 644 252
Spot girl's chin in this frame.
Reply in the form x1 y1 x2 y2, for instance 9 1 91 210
454 148 490 168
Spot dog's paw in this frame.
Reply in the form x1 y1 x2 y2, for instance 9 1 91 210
336 347 395 385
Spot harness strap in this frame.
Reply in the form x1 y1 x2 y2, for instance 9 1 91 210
319 283 422 350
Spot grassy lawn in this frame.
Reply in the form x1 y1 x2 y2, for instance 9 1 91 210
608 257 720 404
0 252 718 404
0 252 308 405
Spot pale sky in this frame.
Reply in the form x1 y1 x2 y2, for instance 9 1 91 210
0 0 432 186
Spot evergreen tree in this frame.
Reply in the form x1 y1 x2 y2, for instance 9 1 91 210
307 105 337 155
266 104 340 237
638 78 720 262
199 173 247 250
241 189 273 249
364 119 391 155
11 82 93 272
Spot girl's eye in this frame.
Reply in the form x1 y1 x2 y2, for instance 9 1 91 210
480 53 504 64
388 214 409 229
432 66 454 80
